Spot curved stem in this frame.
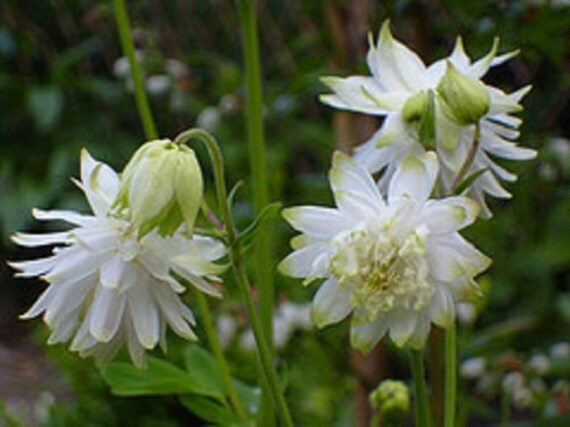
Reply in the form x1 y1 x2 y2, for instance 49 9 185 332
193 289 247 420
174 128 294 427
113 0 158 140
410 350 431 427
444 324 456 427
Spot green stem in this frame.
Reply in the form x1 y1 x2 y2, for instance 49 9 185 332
193 289 248 420
174 128 294 427
113 0 158 140
410 350 431 427
444 324 456 427
235 0 274 346
501 391 511 427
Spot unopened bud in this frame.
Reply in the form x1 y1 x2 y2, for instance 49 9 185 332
370 380 410 424
437 62 490 125
115 139 203 238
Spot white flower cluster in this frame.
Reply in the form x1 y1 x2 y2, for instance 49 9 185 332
280 21 536 353
10 149 224 367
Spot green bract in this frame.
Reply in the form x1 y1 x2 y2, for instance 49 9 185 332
437 62 490 126
115 139 203 238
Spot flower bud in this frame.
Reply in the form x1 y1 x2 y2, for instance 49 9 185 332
115 139 203 238
369 380 410 424
437 62 490 126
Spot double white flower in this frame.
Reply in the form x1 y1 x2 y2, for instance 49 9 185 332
321 21 536 216
10 150 225 366
280 152 490 351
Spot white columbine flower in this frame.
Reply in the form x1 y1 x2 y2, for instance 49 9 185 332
10 150 225 367
320 21 535 216
279 152 490 352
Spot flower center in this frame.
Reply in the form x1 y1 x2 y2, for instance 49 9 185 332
329 226 433 320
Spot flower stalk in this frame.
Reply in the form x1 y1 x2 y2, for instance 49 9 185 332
410 350 431 427
444 323 456 427
174 128 294 427
113 0 158 140
192 289 247 420
235 0 274 347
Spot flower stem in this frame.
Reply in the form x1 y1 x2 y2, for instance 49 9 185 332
193 289 248 420
113 0 158 140
410 350 431 427
235 0 274 347
444 324 456 427
174 128 294 427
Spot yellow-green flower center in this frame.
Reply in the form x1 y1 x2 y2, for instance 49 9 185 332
329 227 433 321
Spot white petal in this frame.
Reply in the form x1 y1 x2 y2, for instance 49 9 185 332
79 149 120 216
9 256 57 278
388 310 418 347
330 151 386 218
152 285 197 341
32 208 94 227
20 286 55 319
320 76 405 115
127 283 160 349
100 256 125 289
310 278 352 328
350 313 388 354
278 243 329 280
282 206 350 239
11 231 71 247
428 286 455 328
421 196 480 234
388 152 438 203
467 38 499 79
89 286 126 341
407 315 431 350
448 36 471 71
173 267 222 298
367 21 428 92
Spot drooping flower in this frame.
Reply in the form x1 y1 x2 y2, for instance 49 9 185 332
10 150 225 366
279 151 490 351
114 139 203 238
320 21 536 215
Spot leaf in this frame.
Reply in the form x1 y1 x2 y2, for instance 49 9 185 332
234 379 261 415
235 202 282 249
101 355 222 399
183 344 226 399
453 168 488 196
179 395 241 426
26 86 63 133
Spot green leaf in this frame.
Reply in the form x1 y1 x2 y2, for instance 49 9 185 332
101 355 222 399
235 202 282 249
183 344 226 399
234 379 261 415
26 86 63 133
453 168 488 196
179 395 243 425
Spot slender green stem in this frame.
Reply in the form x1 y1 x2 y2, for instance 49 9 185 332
174 128 294 427
113 0 158 140
193 289 247 420
235 0 274 347
444 324 456 427
410 350 431 427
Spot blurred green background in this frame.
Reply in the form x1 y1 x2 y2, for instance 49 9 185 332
0 0 569 426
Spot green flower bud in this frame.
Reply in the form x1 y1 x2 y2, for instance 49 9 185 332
369 380 410 425
437 62 490 126
115 139 203 238
402 91 428 124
